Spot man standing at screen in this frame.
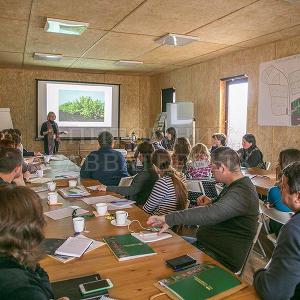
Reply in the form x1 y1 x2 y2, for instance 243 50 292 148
80 131 129 186
40 112 60 155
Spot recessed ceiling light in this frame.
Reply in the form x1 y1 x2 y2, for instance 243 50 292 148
44 18 89 35
115 60 143 66
33 52 63 61
155 33 200 46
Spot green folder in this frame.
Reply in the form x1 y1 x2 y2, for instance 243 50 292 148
103 234 156 261
159 264 242 300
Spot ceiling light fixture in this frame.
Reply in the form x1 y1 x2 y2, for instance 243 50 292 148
155 33 200 46
115 60 143 66
33 52 63 61
44 18 89 35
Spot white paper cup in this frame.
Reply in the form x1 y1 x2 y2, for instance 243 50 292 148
96 203 108 216
47 181 56 192
47 192 58 205
115 210 129 225
44 155 51 163
36 169 43 178
73 217 85 233
68 179 77 187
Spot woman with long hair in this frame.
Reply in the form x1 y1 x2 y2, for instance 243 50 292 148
237 133 264 168
0 185 54 299
171 137 191 174
143 149 188 215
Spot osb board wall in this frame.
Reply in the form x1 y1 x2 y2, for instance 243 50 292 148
0 68 155 156
151 36 300 168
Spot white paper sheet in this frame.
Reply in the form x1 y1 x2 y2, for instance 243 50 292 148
44 207 89 220
81 195 122 205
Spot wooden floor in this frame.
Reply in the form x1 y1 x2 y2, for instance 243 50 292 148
181 224 275 285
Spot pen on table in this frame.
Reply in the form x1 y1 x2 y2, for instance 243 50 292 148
111 200 129 204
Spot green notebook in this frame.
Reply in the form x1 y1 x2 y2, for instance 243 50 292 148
103 234 156 261
158 264 242 300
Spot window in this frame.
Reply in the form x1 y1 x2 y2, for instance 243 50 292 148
224 76 248 150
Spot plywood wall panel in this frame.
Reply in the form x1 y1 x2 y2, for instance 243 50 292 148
151 35 300 168
0 68 155 155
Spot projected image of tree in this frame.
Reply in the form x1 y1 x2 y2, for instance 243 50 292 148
58 90 105 122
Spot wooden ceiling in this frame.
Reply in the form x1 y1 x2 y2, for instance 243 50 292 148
0 0 300 75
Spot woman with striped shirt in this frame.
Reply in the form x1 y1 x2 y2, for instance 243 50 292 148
143 149 188 215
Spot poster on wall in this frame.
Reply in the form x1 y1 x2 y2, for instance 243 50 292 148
258 53 300 127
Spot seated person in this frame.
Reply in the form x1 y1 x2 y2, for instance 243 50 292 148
210 133 226 153
0 148 26 186
187 143 212 179
161 127 177 151
80 131 129 186
152 130 164 150
0 185 66 300
143 149 188 215
171 137 191 175
266 148 300 236
13 128 41 157
0 136 38 176
254 162 300 300
147 147 259 272
97 141 159 205
237 133 264 168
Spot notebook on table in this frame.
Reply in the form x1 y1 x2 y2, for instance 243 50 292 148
155 263 246 300
103 234 156 261
58 186 90 198
55 236 93 257
42 235 105 263
52 273 108 300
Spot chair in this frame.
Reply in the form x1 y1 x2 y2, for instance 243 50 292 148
259 200 292 246
237 215 264 277
80 157 86 167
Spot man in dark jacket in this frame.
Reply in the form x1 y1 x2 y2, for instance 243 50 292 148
254 162 300 300
147 147 259 272
80 131 128 186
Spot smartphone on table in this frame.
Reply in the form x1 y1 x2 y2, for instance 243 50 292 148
79 279 113 295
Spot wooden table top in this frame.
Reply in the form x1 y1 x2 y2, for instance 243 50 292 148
35 173 259 299
243 168 276 196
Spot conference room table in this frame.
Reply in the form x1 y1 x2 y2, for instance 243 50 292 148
243 168 276 196
30 156 260 299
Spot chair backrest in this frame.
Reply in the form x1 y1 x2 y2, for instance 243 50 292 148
259 200 292 225
80 157 86 167
265 162 271 170
238 215 263 276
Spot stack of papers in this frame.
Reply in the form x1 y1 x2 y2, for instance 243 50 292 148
28 177 52 184
53 171 79 180
81 195 123 205
30 186 48 193
55 236 93 257
81 196 135 210
44 207 89 220
107 200 135 210
58 186 90 198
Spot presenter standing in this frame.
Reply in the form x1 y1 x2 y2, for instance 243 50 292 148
40 112 60 155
